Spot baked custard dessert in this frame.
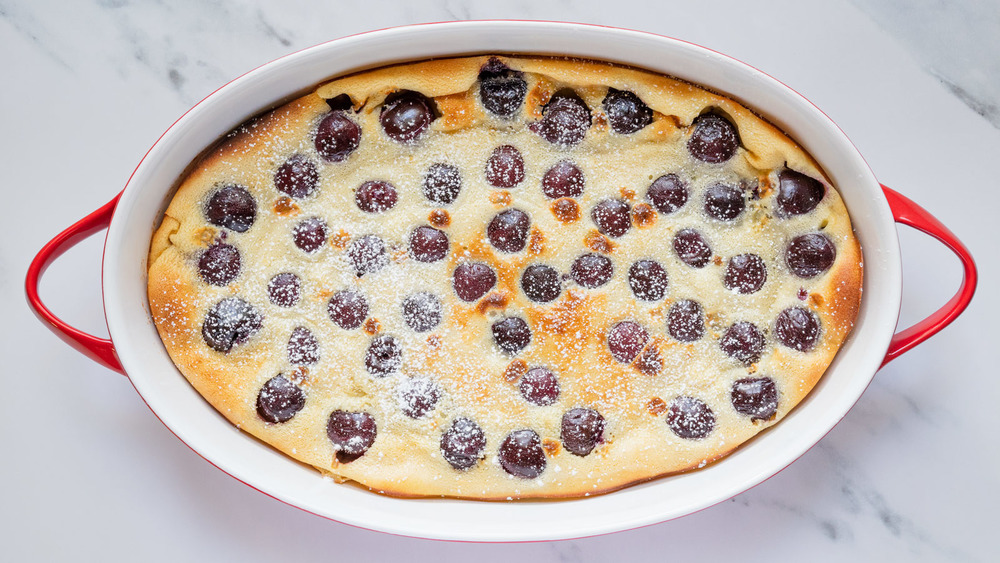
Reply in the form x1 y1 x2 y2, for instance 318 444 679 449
148 55 862 499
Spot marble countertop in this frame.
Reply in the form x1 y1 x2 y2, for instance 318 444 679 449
3 0 997 560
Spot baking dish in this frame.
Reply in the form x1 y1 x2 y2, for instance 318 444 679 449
25 21 977 541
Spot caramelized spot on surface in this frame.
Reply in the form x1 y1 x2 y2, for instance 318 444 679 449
757 174 774 199
435 91 476 131
550 198 580 223
525 78 555 119
426 334 442 349
273 196 299 216
713 256 723 266
504 359 528 383
476 291 510 314
489 190 512 206
635 341 663 375
542 438 561 456
809 293 825 309
363 318 381 335
631 202 656 227
288 366 310 385
584 230 616 254
196 226 218 247
646 397 668 416
619 186 636 201
329 229 351 250
429 209 451 227
528 228 545 255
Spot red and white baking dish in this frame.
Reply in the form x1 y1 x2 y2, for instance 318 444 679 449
25 22 977 541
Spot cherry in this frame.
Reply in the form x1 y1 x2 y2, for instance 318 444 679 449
603 88 652 134
775 170 825 216
561 408 605 456
452 262 497 302
666 396 715 439
530 91 591 147
315 111 361 162
328 290 368 330
380 90 436 143
570 253 614 289
327 410 376 459
292 216 328 254
287 326 319 365
409 226 449 263
347 235 388 274
485 145 526 188
498 429 546 479
397 377 441 419
492 317 531 355
608 320 649 363
519 367 560 406
198 244 240 286
479 61 527 118
704 183 745 221
667 299 705 342
202 297 263 353
268 273 301 307
521 264 562 303
402 292 443 333
487 209 531 253
673 228 713 268
274 154 318 199
647 174 688 214
786 233 836 278
687 113 739 163
719 321 765 365
541 160 585 198
591 199 631 238
628 259 668 301
355 180 398 213
205 185 256 233
256 375 305 423
731 377 778 421
775 307 821 352
440 417 486 470
365 335 403 377
724 253 767 294
423 163 462 204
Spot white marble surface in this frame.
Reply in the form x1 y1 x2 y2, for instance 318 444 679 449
3 0 998 560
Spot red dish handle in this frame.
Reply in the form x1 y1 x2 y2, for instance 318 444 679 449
25 193 125 375
881 185 977 367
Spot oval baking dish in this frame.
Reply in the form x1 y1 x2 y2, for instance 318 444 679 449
25 21 976 541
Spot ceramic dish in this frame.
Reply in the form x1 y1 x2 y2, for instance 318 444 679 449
26 21 977 541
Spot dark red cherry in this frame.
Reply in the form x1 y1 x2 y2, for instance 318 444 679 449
608 320 649 363
347 235 388 275
603 88 652 134
570 253 613 289
397 377 441 419
440 417 487 470
198 243 240 286
293 217 328 253
591 199 632 238
628 259 668 301
328 290 368 330
775 307 821 352
256 375 305 423
530 92 591 147
720 321 765 365
315 111 361 162
274 154 319 199
479 62 527 118
287 326 319 365
724 253 767 294
541 160 585 198
687 113 739 163
731 377 778 421
202 297 263 353
786 233 836 278
409 226 449 263
561 407 605 456
704 183 745 221
519 367 559 406
423 163 462 204
327 410 376 459
205 185 256 232
380 90 436 143
452 262 497 302
667 300 705 342
268 273 301 307
647 174 689 214
673 228 713 268
402 292 442 333
485 145 525 188
365 335 402 377
498 429 546 479
667 396 715 439
488 209 531 253
775 170 825 216
521 264 562 303
492 317 531 355
355 180 398 213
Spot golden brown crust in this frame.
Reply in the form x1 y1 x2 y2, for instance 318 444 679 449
148 55 862 499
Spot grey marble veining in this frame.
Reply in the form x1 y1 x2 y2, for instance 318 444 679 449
2 0 998 561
